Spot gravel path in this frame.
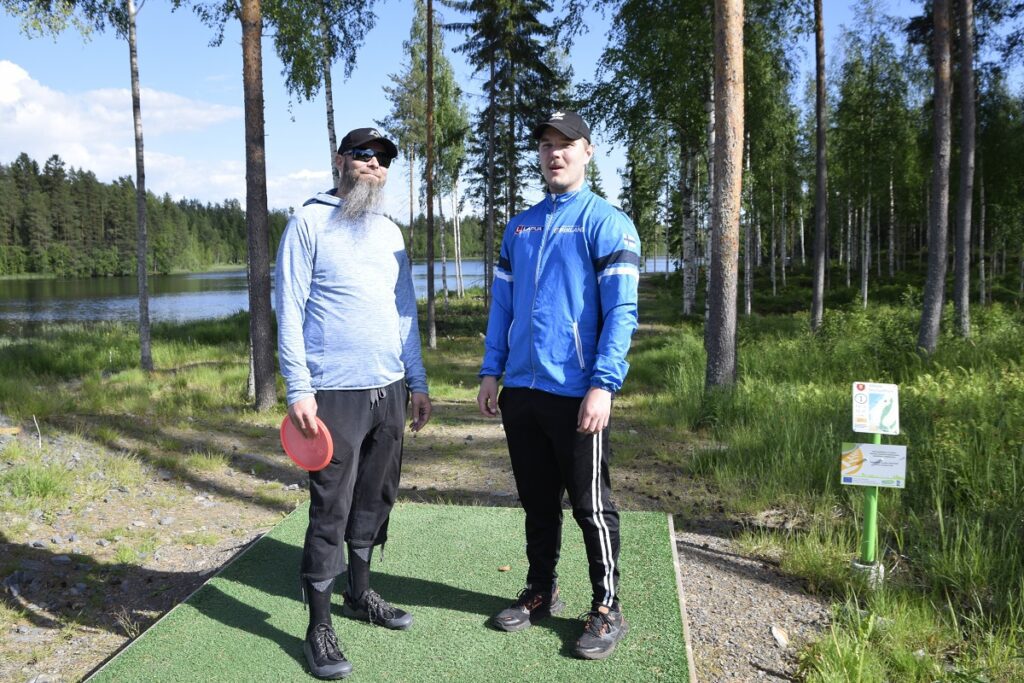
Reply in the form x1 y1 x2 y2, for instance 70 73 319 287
2 403 831 682
674 522 831 682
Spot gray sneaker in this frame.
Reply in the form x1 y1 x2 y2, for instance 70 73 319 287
491 585 565 632
342 588 414 630
303 623 353 679
574 608 629 660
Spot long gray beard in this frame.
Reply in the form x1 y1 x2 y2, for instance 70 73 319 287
338 175 384 220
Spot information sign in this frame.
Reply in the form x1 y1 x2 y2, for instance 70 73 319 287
840 442 907 489
852 382 899 435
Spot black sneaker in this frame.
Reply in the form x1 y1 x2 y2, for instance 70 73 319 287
303 623 353 679
342 588 414 630
574 607 629 660
491 585 565 632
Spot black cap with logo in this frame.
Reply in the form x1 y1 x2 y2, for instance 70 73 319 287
531 110 591 143
338 127 399 158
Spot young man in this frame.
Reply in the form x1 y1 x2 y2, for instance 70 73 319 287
276 127 432 680
477 110 640 660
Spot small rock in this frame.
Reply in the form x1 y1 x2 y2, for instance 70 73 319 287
184 485 193 491
465 434 474 441
157 469 172 481
770 624 789 648
51 555 72 566
285 483 300 491
158 517 175 526
50 536 63 546
97 539 111 547
68 533 78 543
30 540 46 549
131 521 146 528
193 495 207 503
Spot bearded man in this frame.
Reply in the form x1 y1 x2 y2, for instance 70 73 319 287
275 127 431 680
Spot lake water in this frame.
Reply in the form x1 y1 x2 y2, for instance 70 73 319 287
0 258 677 323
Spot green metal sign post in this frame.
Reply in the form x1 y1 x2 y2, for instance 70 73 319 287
858 432 883 564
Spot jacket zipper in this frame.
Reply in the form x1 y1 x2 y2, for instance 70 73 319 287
529 193 557 389
571 321 586 370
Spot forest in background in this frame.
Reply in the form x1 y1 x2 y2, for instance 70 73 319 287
0 152 487 278
0 152 288 277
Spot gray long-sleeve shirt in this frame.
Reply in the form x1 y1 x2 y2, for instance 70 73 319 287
275 191 428 406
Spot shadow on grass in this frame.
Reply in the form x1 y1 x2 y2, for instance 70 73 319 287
51 413 298 515
215 536 583 658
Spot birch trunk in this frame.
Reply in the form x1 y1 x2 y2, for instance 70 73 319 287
888 167 895 279
918 0 952 354
977 167 985 305
127 0 152 372
682 144 697 315
438 194 449 308
425 0 436 349
861 196 870 308
322 14 339 189
769 175 776 296
954 0 975 338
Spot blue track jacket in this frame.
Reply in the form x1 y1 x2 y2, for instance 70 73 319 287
480 184 641 398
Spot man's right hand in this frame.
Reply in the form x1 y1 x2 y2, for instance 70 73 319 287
288 396 319 438
477 376 499 417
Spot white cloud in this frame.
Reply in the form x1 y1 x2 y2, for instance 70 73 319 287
0 60 242 191
0 60 412 214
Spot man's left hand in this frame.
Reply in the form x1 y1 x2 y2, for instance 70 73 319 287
577 387 612 434
410 392 432 432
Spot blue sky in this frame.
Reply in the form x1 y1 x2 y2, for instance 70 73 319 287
1 1 926 217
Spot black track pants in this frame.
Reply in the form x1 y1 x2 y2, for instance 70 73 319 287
300 380 406 582
499 387 620 609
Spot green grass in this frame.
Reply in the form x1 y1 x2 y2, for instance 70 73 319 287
4 270 1023 680
179 531 219 547
628 274 1024 680
88 503 688 682
182 450 230 473
0 461 74 507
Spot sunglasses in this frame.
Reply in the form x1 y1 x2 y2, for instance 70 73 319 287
344 148 394 168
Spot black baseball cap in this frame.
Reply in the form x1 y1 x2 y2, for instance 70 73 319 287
338 127 398 158
531 110 591 143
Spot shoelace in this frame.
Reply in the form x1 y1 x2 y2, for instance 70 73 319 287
512 587 547 610
363 590 397 623
580 610 612 637
311 624 344 661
